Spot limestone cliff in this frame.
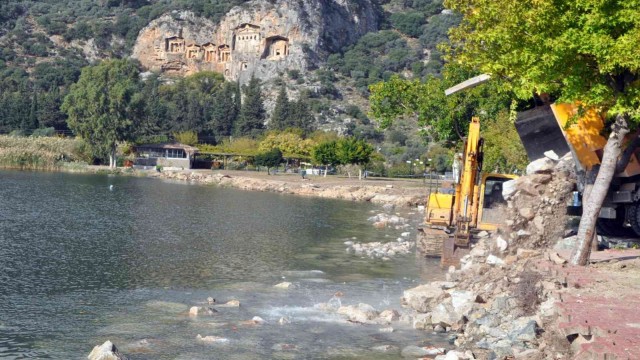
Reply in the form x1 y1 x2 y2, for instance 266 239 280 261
132 0 379 83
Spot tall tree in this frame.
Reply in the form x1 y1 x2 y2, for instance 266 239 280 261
336 137 374 180
270 86 290 131
312 140 338 177
209 82 238 139
235 75 265 137
444 0 640 265
254 147 283 175
62 59 142 168
289 95 315 135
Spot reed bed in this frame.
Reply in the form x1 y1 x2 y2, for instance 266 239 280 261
0 135 89 170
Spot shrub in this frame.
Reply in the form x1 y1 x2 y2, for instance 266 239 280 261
173 130 198 146
515 270 542 316
31 127 56 137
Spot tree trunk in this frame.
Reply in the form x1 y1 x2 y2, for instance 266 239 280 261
109 146 117 169
571 113 629 265
358 168 362 180
324 165 328 178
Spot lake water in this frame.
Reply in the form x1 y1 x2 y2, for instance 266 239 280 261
0 170 444 359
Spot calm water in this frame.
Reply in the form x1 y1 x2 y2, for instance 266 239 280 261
0 170 444 359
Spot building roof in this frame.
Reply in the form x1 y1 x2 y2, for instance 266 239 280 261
135 143 199 154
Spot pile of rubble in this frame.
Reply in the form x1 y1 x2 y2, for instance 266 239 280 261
401 153 580 359
500 152 576 252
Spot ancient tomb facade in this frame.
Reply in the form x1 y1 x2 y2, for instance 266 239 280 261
154 23 290 77
186 44 201 59
233 23 262 54
264 36 289 60
218 45 231 62
166 36 185 53
203 43 216 62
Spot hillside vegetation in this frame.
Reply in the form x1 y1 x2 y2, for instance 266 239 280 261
0 0 525 173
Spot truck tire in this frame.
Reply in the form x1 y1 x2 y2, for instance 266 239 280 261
628 204 640 236
596 206 635 237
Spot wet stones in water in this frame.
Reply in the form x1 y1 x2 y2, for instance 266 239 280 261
345 240 414 259
371 344 399 353
400 345 444 358
274 281 294 289
377 309 400 324
87 340 129 360
189 306 218 316
216 299 241 307
240 316 266 326
196 334 229 344
337 303 378 323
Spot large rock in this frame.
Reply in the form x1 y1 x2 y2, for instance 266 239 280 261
401 282 452 313
412 313 432 330
502 179 517 200
526 157 555 175
87 341 128 360
510 317 539 342
132 0 380 84
378 309 400 323
337 303 378 323
449 290 475 317
430 301 460 328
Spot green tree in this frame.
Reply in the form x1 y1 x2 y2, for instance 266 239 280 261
369 65 511 143
209 81 238 139
62 59 142 168
312 140 338 177
390 11 426 38
288 95 315 135
444 0 640 265
235 75 265 137
270 86 290 131
254 147 283 175
336 137 374 179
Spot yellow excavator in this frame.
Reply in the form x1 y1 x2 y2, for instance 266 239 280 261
417 75 518 267
417 117 517 267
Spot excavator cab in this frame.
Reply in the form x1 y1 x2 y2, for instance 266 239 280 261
477 174 518 230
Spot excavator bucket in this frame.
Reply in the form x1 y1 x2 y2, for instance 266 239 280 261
515 105 570 161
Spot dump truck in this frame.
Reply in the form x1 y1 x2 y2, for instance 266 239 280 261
515 103 640 237
417 117 517 267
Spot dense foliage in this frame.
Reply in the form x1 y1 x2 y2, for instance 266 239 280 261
0 0 464 171
254 147 283 174
62 59 142 167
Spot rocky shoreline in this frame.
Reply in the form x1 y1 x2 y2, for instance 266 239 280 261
147 169 427 208
75 159 640 359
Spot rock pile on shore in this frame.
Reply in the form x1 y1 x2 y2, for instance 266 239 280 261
403 154 580 359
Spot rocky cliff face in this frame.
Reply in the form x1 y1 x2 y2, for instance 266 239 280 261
132 0 379 83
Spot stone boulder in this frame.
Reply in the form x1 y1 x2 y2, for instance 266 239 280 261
449 290 476 317
337 303 378 323
377 309 400 324
87 341 128 360
526 157 555 175
502 179 517 200
430 301 460 328
401 282 453 313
